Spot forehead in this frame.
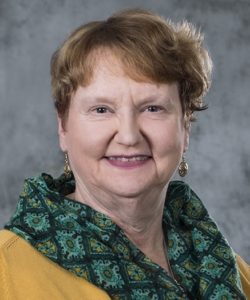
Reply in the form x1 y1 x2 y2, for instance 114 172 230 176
87 48 153 84
92 54 125 80
85 51 164 95
76 49 180 104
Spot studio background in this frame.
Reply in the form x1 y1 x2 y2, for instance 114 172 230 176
0 0 249 262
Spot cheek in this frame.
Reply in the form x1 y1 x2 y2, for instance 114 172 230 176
66 120 114 157
145 121 186 156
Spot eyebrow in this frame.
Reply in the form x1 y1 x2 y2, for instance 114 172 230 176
79 96 115 106
82 95 173 105
137 96 173 105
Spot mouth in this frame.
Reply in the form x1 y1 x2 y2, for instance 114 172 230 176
106 155 151 162
104 155 152 168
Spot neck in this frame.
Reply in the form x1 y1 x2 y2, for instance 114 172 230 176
110 201 165 252
70 180 168 253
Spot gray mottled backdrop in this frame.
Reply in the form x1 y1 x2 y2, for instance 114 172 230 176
0 0 249 262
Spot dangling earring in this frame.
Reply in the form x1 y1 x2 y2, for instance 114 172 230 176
64 152 72 177
178 155 188 177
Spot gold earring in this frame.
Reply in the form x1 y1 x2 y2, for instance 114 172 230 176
178 155 188 177
64 152 72 177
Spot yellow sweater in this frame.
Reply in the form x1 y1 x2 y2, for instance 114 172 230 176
0 229 249 299
0 230 110 299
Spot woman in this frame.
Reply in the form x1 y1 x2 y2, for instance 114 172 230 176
0 8 249 299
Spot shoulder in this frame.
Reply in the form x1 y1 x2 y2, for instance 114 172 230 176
0 229 36 261
236 255 250 298
0 229 19 249
0 230 110 300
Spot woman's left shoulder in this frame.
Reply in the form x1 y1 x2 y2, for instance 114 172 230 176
236 255 250 299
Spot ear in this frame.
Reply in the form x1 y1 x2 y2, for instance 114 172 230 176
57 115 68 152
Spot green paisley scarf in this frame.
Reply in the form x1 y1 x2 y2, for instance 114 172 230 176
5 173 245 299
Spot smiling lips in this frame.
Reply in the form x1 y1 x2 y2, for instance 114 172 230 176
105 155 151 168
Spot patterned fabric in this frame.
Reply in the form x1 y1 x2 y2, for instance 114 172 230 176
5 173 246 299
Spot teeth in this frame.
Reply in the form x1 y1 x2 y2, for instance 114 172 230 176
108 156 149 162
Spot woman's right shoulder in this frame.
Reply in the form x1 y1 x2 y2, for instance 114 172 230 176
0 229 111 300
0 229 20 249
0 230 24 300
0 230 22 262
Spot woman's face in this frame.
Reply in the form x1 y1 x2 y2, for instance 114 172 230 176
58 54 189 199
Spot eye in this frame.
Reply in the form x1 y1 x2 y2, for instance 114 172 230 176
94 107 109 114
89 105 114 117
145 105 163 112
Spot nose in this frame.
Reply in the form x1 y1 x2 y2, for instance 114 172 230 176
114 112 142 146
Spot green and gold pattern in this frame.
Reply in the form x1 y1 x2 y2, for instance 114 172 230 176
5 173 246 299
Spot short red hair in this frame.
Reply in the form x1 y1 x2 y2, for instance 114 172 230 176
51 8 212 125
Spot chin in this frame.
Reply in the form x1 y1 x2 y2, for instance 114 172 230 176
105 181 153 199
